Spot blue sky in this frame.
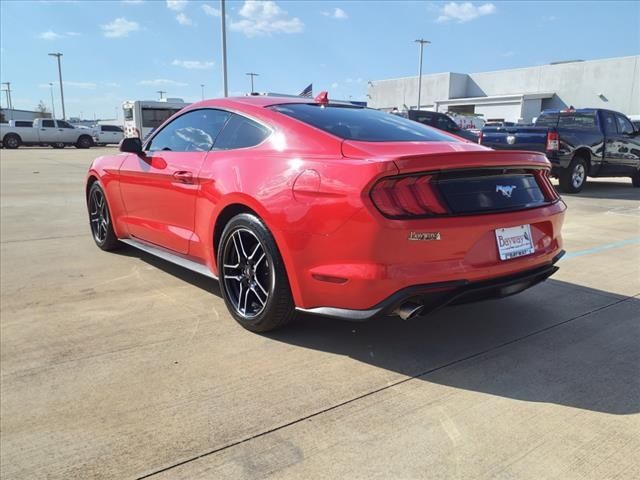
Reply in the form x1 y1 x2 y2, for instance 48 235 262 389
1 0 638 119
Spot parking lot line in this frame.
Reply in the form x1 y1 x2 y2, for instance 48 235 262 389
562 236 640 260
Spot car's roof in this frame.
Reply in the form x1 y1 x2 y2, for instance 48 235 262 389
191 95 360 110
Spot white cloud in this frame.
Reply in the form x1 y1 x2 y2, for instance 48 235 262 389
39 81 96 89
38 30 82 40
38 31 63 40
323 7 348 20
436 2 496 23
331 82 339 89
176 12 192 25
202 4 221 16
104 82 121 87
138 79 188 87
501 50 514 57
65 81 97 89
122 0 144 3
230 1 303 37
101 18 140 38
172 59 214 70
545 15 558 21
166 0 187 11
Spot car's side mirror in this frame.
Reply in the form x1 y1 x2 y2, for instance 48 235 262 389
120 137 143 154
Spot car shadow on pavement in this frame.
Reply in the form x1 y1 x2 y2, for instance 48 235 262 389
113 245 639 416
267 280 639 416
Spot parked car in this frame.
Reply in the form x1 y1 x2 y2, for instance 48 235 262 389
1 118 94 149
86 94 565 332
93 125 124 145
480 108 640 192
628 114 640 131
407 110 478 142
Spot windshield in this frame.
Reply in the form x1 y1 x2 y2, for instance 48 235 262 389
269 104 456 142
123 107 133 121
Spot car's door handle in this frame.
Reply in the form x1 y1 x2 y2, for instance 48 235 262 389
173 171 194 184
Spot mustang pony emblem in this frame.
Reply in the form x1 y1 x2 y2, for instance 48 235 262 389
496 185 517 198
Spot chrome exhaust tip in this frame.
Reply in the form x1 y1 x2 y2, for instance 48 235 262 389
393 301 425 321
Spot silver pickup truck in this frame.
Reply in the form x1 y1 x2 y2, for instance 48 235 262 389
0 118 94 149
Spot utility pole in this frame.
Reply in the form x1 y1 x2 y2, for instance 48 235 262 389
2 82 13 120
245 72 259 94
49 82 56 119
200 84 205 100
157 90 166 100
220 0 228 97
414 39 431 111
48 53 66 119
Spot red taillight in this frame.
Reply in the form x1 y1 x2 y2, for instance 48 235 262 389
370 175 448 217
546 130 559 151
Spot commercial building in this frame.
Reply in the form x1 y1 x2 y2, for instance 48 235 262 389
0 108 52 123
367 55 639 123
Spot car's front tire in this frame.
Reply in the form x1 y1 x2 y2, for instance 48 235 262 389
218 213 295 332
559 156 588 193
87 182 120 251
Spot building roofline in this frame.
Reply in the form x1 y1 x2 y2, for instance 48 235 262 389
369 55 640 85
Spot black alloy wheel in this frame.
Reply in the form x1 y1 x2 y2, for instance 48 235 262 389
218 214 295 332
88 182 119 250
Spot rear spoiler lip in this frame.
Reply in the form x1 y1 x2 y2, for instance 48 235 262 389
390 150 551 174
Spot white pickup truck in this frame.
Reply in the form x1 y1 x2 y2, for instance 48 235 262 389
0 118 94 149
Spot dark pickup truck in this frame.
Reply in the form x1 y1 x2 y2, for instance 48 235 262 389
480 108 640 192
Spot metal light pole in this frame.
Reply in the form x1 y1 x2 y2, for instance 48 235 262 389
1 82 12 110
245 72 259 94
414 39 431 111
220 0 228 97
48 53 66 119
157 90 166 100
200 84 205 100
49 82 56 119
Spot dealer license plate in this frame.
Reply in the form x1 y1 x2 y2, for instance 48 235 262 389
495 224 535 261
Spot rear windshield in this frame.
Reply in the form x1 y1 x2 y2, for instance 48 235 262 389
269 104 456 142
558 113 597 130
535 113 559 127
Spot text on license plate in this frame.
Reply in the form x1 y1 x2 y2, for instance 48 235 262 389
495 224 535 261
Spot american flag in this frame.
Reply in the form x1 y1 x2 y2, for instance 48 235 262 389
299 84 312 97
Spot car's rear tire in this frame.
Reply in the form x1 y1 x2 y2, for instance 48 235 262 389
559 156 588 193
632 170 640 188
76 135 93 149
217 213 295 332
3 134 21 149
87 182 120 251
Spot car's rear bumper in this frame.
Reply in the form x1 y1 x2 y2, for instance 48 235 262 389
297 250 564 321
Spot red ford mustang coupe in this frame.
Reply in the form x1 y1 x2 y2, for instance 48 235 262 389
86 94 566 332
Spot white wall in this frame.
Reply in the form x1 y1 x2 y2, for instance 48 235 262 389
368 56 640 117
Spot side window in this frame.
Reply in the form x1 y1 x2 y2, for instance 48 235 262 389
615 114 634 135
147 109 231 152
42 120 55 128
436 115 456 131
57 120 73 129
213 114 271 150
601 112 617 135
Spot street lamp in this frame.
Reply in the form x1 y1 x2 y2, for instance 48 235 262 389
49 82 56 119
200 84 205 101
414 39 431 111
157 90 166 100
245 72 259 94
48 53 66 119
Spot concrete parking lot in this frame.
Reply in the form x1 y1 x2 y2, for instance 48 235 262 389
1 147 639 479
